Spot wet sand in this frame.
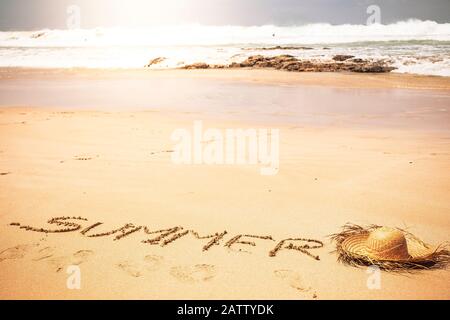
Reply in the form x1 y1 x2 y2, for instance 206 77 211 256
0 68 449 299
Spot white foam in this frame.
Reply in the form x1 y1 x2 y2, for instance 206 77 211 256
1 20 450 47
0 20 449 76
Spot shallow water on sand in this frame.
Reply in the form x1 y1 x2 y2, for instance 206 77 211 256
0 73 449 130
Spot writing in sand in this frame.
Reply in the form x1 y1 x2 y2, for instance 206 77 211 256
9 216 324 260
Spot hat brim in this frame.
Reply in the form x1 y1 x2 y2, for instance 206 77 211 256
341 232 436 262
330 223 450 272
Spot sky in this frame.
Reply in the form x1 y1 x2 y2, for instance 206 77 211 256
0 0 449 30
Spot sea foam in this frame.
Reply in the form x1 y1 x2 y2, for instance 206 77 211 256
0 20 449 76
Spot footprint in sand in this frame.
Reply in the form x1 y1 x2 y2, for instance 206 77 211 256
274 269 317 298
170 264 216 284
143 254 164 271
47 250 94 273
32 247 56 261
74 155 94 161
0 243 39 262
150 150 174 156
116 254 164 278
116 261 143 278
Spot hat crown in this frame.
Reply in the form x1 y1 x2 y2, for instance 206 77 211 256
367 227 410 260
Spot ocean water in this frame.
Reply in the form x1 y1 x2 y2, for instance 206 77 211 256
1 20 450 76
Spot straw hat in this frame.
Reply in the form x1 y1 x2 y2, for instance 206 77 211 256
341 227 434 262
331 224 450 271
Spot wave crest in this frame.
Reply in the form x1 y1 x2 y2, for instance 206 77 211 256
1 19 450 47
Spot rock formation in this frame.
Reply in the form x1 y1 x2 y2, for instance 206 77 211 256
332 55 355 61
145 57 166 67
179 55 396 73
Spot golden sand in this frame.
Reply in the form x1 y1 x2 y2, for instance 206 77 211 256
0 69 449 299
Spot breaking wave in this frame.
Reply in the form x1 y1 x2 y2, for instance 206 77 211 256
0 20 449 76
1 20 450 46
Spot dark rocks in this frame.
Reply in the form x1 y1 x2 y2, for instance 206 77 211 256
258 46 314 50
349 64 396 73
349 58 366 63
241 55 266 67
176 55 395 73
236 55 297 69
182 62 210 69
235 55 394 73
31 32 45 39
145 57 166 67
332 55 355 61
229 62 243 68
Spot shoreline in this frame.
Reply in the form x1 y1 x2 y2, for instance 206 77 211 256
1 67 450 91
1 67 449 132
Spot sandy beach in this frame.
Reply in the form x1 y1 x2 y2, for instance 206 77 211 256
0 69 449 299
